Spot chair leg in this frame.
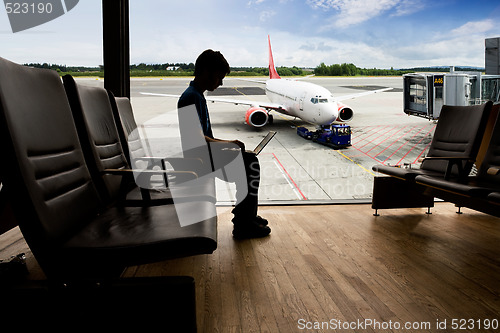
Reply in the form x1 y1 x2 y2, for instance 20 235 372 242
426 207 432 214
373 209 379 216
456 206 463 214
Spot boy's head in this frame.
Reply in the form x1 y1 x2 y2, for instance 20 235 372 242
194 49 230 77
194 50 230 91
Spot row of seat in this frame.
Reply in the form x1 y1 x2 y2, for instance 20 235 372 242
0 56 218 280
372 101 500 217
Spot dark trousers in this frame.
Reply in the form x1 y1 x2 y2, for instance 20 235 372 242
184 145 260 221
231 151 260 220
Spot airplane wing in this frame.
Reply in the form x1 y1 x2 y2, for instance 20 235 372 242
205 96 285 111
292 74 315 81
140 92 287 112
230 74 315 84
230 77 267 84
335 87 393 102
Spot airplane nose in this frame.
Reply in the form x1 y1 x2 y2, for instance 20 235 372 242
320 105 338 124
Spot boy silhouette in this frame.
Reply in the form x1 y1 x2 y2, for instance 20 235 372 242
178 49 270 239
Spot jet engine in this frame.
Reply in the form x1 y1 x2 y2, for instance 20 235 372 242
336 103 354 122
245 106 269 127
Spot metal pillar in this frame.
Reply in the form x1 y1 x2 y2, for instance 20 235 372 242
102 0 130 98
486 37 500 75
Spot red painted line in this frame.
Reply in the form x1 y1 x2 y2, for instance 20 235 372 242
272 153 307 200
357 125 393 149
395 123 436 165
413 140 433 164
352 124 384 145
365 125 406 154
350 144 388 166
354 125 388 148
381 124 419 163
387 124 432 164
373 125 409 158
351 123 437 167
351 126 399 165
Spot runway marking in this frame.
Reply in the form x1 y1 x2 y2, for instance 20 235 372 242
272 153 307 200
349 123 435 168
380 124 426 163
365 125 408 154
397 123 436 165
376 125 415 163
350 147 384 165
413 139 433 164
353 124 389 145
335 149 376 176
356 125 394 150
353 124 385 144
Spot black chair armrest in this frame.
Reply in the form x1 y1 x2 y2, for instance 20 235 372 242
163 157 204 170
103 168 198 187
420 156 474 161
102 168 198 180
421 156 474 180
102 168 199 202
132 156 205 174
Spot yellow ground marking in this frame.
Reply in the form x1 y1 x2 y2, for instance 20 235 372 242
336 149 376 176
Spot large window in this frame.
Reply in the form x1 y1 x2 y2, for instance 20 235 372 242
8 1 495 203
125 3 439 203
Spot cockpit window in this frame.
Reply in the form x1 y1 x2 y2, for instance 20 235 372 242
311 98 318 104
319 99 328 103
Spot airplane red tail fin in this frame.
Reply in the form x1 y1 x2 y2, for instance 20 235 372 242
268 35 281 80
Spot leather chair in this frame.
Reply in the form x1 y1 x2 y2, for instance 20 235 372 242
103 80 247 227
373 102 493 181
488 192 500 205
0 56 217 279
108 93 216 202
62 75 216 208
415 111 500 199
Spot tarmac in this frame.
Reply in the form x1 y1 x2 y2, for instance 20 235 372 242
76 76 434 204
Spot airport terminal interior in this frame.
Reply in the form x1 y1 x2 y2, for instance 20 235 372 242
1 1 500 332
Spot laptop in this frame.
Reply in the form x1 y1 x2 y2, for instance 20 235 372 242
250 131 277 155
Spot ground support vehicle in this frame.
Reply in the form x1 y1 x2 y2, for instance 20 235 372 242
297 124 351 149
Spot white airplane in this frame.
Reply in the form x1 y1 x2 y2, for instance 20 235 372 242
141 36 391 128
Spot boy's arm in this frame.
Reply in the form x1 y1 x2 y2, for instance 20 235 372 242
205 136 245 150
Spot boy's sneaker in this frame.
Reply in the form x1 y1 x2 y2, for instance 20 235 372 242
255 215 268 226
232 218 271 239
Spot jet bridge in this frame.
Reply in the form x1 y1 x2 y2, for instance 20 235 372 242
403 71 500 120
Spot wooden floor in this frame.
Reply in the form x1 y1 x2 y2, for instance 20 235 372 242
2 203 500 332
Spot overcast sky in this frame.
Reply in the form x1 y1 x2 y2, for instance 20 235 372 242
1 0 499 69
